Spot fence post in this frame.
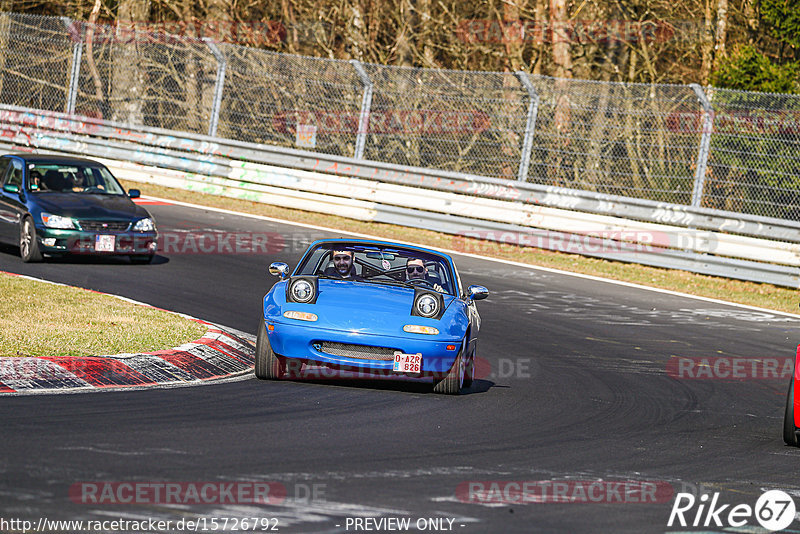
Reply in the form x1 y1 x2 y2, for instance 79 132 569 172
515 71 539 182
203 38 227 138
690 84 714 208
350 59 373 160
61 17 82 115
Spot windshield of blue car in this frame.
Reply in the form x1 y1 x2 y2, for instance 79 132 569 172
296 245 456 295
26 163 126 195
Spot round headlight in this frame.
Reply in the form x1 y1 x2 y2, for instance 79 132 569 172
415 294 439 317
291 279 314 303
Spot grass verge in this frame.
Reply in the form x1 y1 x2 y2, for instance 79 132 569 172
0 272 207 357
121 179 800 315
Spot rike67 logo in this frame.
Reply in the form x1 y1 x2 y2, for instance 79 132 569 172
668 490 796 531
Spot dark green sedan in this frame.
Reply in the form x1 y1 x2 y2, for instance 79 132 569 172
0 154 157 263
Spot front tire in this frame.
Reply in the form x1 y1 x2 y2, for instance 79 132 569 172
463 347 475 388
433 342 466 395
20 217 42 263
255 319 285 380
784 379 798 446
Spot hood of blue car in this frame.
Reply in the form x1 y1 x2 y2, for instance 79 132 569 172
267 279 464 337
32 192 147 220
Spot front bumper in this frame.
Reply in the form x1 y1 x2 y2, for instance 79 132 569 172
36 227 157 256
266 320 461 376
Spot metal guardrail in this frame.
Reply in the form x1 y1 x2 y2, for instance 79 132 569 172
1 11 799 224
2 103 800 244
99 157 800 288
1 105 799 288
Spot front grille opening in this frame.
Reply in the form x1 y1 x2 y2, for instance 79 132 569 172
316 341 398 361
78 220 130 232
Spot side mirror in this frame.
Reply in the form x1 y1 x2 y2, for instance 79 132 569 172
269 262 289 279
128 189 141 199
3 184 20 194
466 285 489 301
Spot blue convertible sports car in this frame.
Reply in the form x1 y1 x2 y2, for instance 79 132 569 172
256 239 488 394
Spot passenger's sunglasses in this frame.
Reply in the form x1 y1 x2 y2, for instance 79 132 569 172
407 266 425 273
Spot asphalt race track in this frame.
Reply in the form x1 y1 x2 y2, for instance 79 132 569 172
2 201 800 533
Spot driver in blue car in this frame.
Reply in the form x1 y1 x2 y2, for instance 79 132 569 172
324 249 362 280
406 257 444 292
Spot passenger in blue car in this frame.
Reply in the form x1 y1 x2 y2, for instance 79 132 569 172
406 258 445 292
323 249 362 280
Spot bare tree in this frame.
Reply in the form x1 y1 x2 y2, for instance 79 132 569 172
531 0 548 74
84 0 106 114
111 0 151 124
700 0 714 83
713 0 728 70
395 0 414 66
549 0 572 186
417 0 435 66
0 1 13 99
550 0 572 78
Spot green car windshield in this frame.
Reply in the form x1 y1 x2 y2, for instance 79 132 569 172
27 163 126 195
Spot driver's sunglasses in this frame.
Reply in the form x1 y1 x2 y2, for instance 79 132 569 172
333 255 352 261
407 266 425 273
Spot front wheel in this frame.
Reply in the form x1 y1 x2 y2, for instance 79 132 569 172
254 319 285 380
20 217 42 263
433 342 466 395
784 379 798 446
463 347 475 388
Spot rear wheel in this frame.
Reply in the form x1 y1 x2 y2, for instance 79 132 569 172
784 379 798 446
433 341 466 395
20 217 42 263
255 319 285 380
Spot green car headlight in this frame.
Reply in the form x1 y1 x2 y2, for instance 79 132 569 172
41 213 75 229
133 218 155 232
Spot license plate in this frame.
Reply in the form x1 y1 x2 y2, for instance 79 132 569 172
393 352 422 374
95 235 115 252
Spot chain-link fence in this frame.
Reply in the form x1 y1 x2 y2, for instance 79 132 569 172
218 44 364 158
0 12 798 221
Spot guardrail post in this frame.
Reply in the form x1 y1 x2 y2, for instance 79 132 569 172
203 38 227 138
515 71 539 182
61 17 82 116
350 59 373 160
690 84 714 208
